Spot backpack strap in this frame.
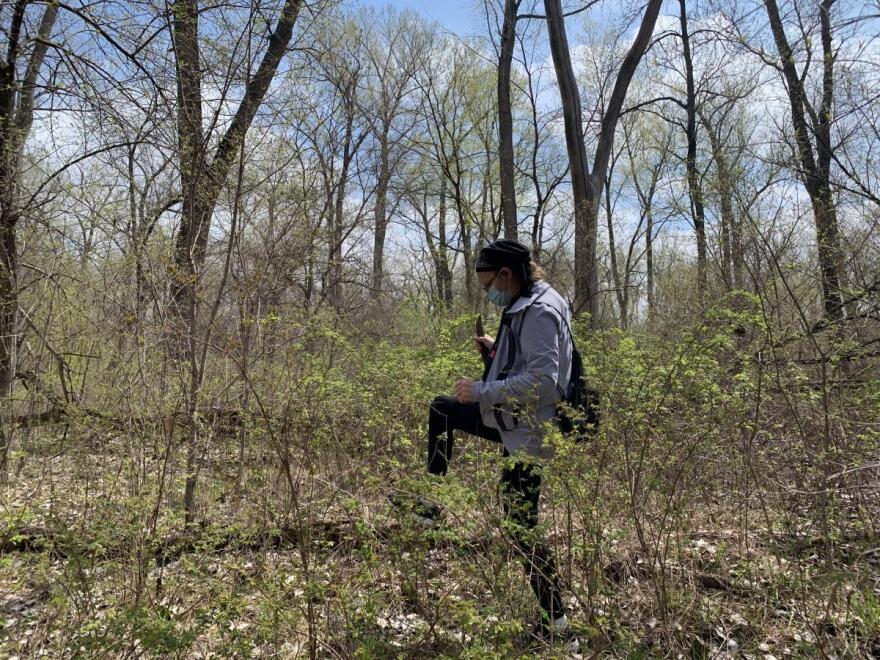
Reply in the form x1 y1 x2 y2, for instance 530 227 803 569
480 312 509 382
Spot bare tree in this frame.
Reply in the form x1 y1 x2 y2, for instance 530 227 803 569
0 0 59 475
623 114 674 326
364 10 424 298
170 0 304 326
497 0 522 239
698 97 752 292
305 18 372 310
679 0 708 300
762 0 845 320
543 0 663 322
418 39 496 306
402 164 454 306
169 0 305 522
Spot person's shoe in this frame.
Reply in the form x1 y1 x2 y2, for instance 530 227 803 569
387 490 443 528
525 614 580 653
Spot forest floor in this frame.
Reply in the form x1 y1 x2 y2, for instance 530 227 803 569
1 430 878 659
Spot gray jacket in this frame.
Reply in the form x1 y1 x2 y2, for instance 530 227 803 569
472 280 573 458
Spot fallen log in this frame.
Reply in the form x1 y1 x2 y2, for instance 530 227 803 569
0 518 370 565
13 404 246 437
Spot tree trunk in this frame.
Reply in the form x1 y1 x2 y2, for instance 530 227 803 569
171 0 304 321
763 0 844 320
415 184 450 307
0 2 28 457
236 295 254 491
446 151 474 305
498 0 520 239
126 145 143 328
480 166 491 244
0 0 59 477
170 0 304 524
814 0 848 317
679 0 707 300
543 0 594 318
457 194 475 307
646 199 655 325
438 177 452 304
730 189 744 290
371 124 391 298
329 105 355 309
699 109 739 290
717 154 734 291
605 174 626 329
170 0 205 332
544 0 662 323
626 125 666 326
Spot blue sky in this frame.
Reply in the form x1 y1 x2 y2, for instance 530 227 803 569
355 0 481 35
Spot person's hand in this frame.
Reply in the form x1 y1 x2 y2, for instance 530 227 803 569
453 378 477 403
474 335 494 353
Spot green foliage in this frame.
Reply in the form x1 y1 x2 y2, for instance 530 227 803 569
2 296 878 657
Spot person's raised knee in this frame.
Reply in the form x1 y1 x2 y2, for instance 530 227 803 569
429 395 452 415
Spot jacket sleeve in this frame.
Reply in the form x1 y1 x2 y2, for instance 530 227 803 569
473 306 560 407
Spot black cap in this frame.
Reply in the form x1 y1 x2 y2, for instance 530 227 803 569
475 238 530 272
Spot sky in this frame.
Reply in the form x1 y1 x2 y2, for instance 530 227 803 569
355 0 482 36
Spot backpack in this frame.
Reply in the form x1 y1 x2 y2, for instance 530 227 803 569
555 342 601 441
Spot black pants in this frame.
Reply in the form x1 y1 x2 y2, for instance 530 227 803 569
427 395 565 619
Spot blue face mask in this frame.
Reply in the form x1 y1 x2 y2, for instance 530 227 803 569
488 284 513 307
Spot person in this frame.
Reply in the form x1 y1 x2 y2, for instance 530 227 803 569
392 238 579 651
